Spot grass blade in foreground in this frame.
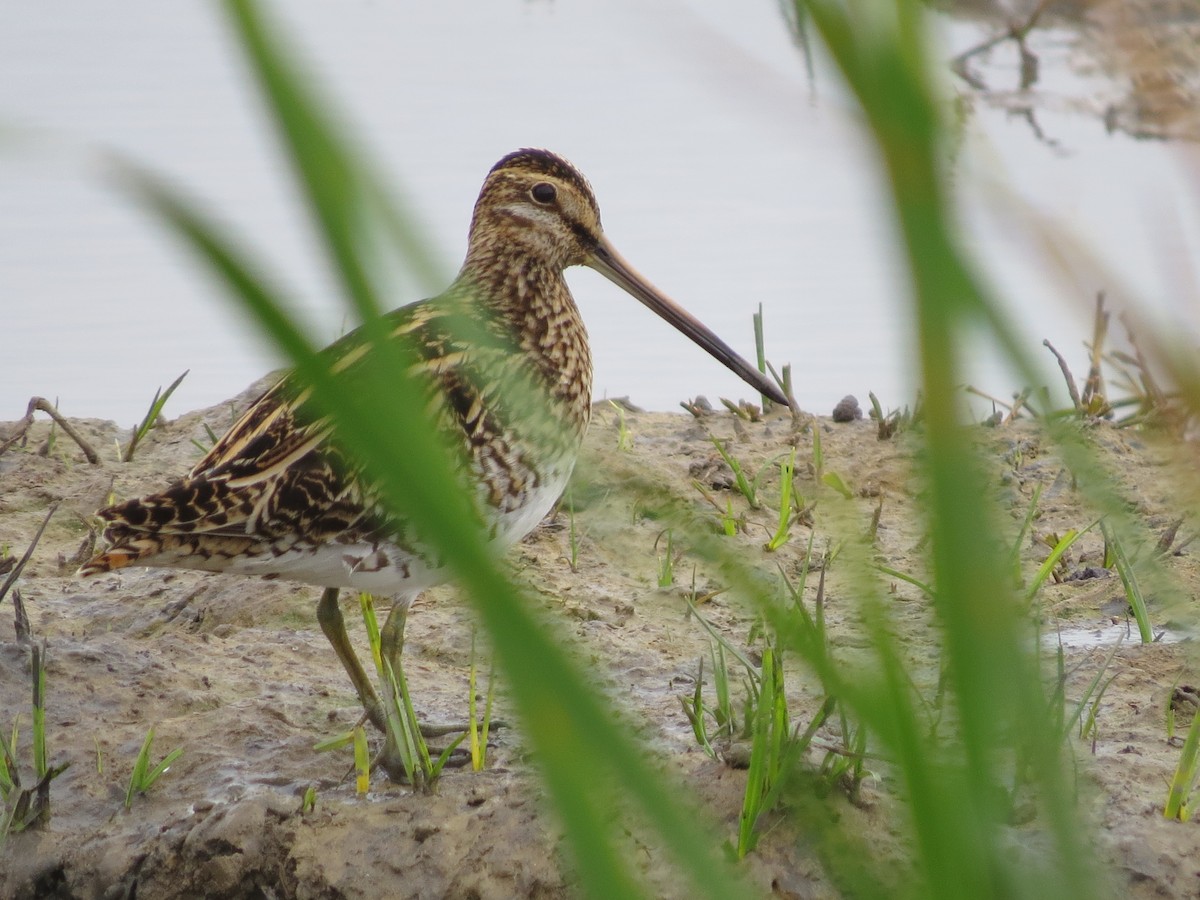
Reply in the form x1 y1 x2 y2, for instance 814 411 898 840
788 1 1099 896
109 3 750 895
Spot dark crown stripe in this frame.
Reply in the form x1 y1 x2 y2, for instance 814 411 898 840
490 148 595 203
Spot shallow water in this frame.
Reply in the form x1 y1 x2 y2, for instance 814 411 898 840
1043 621 1189 650
2 1 1198 424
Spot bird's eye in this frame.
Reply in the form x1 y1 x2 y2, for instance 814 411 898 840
531 182 557 204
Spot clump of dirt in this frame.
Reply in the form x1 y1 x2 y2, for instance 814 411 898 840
1 390 1199 898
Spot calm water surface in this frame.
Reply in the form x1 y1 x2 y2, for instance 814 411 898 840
2 2 1198 424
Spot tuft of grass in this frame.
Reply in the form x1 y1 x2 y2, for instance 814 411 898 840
1025 523 1095 602
124 727 183 809
358 593 463 791
692 480 742 536
1100 520 1154 643
608 400 633 452
867 390 921 440
1 644 69 847
764 452 796 552
709 437 766 510
123 370 188 462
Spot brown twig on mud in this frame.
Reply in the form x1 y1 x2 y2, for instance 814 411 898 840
1043 339 1082 411
12 590 30 644
0 504 58 607
1119 313 1170 413
0 398 99 465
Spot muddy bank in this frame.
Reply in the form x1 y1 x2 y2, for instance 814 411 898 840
1 392 1199 898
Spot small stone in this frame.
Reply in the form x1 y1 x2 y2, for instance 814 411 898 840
831 395 862 423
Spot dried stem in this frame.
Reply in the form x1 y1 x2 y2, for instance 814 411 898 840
0 398 100 465
1043 339 1082 411
0 504 59 606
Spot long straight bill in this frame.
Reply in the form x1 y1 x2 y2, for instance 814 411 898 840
589 236 790 408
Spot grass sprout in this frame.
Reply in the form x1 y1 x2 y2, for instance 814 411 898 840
709 437 767 510
124 727 183 809
190 421 221 455
608 400 633 452
1 643 70 845
692 480 742 536
358 593 463 791
123 370 188 461
561 493 583 572
765 451 796 552
1026 523 1096 601
1100 520 1154 643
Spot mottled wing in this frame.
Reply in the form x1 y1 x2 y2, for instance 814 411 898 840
80 301 447 574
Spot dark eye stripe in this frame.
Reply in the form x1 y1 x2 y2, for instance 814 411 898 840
531 182 557 204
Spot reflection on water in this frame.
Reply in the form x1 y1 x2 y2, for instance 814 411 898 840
1 1 1197 425
947 0 1200 142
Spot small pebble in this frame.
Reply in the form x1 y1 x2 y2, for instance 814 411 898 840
831 395 862 423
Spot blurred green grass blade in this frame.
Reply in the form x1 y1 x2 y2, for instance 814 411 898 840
1099 520 1154 643
226 0 444 312
1165 710 1200 820
115 7 751 896
795 1 1097 895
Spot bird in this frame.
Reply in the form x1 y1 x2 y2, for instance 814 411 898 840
80 148 790 776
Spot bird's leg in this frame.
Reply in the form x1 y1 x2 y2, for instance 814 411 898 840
379 596 477 740
316 587 387 733
379 595 408 682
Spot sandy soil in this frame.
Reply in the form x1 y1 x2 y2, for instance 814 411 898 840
2 387 1199 899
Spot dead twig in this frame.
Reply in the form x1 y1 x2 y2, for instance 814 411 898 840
1043 339 1082 411
12 589 30 644
1120 313 1170 413
0 398 99 465
0 504 59 606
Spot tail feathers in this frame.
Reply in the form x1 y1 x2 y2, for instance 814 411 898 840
78 534 178 577
79 526 273 578
80 484 241 578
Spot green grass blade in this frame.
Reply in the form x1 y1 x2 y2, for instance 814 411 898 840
126 729 154 809
352 725 370 796
1100 519 1154 643
124 370 188 461
1025 523 1096 602
1165 711 1200 820
31 643 46 780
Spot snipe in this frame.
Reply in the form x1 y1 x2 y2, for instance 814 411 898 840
81 148 789 775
